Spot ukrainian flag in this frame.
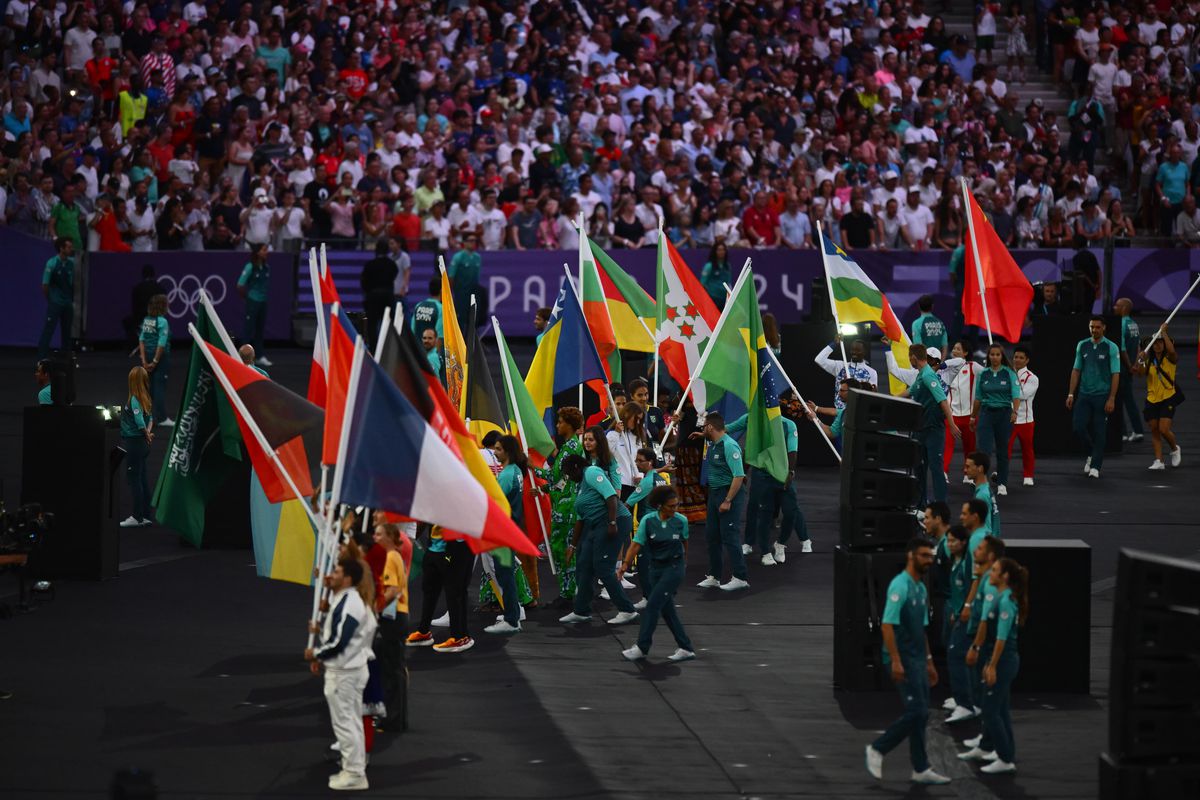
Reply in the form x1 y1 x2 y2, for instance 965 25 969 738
249 473 317 585
525 276 609 426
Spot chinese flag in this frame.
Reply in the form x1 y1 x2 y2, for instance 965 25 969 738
963 189 1033 344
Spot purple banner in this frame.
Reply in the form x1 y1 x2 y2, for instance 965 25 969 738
1110 248 1200 313
86 251 294 343
0 228 59 347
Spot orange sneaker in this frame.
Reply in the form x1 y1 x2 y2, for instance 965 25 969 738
432 636 475 654
405 631 434 647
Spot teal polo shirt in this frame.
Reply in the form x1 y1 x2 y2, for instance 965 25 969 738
43 255 75 306
830 407 846 438
1119 317 1140 373
966 574 995 636
909 363 948 430
1073 337 1120 396
727 413 798 453
574 465 631 526
705 433 744 488
977 366 1020 409
238 262 271 302
634 512 688 561
974 482 1000 536
880 570 929 664
411 298 443 339
911 313 948 352
38 384 52 405
947 556 971 618
140 315 170 355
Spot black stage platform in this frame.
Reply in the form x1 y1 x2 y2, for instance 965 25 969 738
1 345 1197 799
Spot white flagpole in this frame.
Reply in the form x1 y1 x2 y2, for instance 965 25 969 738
658 258 754 449
652 220 665 408
494 317 557 576
198 290 238 357
765 347 842 463
576 220 587 414
1141 274 1200 356
373 306 391 362
817 222 852 367
961 177 994 346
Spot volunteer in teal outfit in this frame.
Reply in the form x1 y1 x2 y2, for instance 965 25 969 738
941 526 974 720
957 534 1006 755
138 294 172 426
625 447 666 603
911 295 948 353
448 234 482 328
695 413 749 591
970 556 1027 774
582 425 621 494
908 344 962 505
964 452 1000 536
971 345 1020 494
238 243 272 367
1067 316 1120 478
1113 298 1144 442
35 360 53 405
558 454 639 626
865 537 951 786
38 237 75 359
617 485 696 663
119 366 155 528
485 435 525 635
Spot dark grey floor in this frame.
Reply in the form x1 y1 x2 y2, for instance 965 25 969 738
1 343 1197 799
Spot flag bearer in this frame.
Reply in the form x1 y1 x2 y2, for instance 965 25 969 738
694 413 749 592
909 344 962 505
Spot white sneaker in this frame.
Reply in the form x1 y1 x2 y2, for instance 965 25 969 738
773 543 786 563
946 705 976 723
608 610 639 625
963 735 982 748
256 356 273 368
719 577 750 592
696 575 720 588
980 759 1016 774
140 518 154 526
483 620 520 634
1128 433 1144 443
667 648 696 662
1023 477 1034 486
431 612 450 627
328 771 368 790
1171 446 1182 467
633 598 647 610
996 484 1007 496
801 540 813 553
957 747 997 761
1088 468 1100 478
119 516 142 528
329 741 340 751
1084 457 1092 474
599 587 610 600
741 543 753 555
558 612 590 624
865 745 884 780
158 418 175 428
622 645 647 661
619 577 636 589
942 697 957 711
1149 460 1166 470
761 553 777 566
911 768 952 785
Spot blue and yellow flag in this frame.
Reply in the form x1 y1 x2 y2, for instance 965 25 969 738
249 473 317 586
525 276 608 427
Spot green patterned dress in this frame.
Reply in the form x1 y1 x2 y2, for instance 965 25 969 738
479 464 534 608
532 436 584 598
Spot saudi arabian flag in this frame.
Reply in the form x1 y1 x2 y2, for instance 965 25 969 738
695 267 789 483
152 302 245 546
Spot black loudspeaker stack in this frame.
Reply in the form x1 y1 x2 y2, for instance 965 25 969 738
1100 550 1200 799
833 389 924 691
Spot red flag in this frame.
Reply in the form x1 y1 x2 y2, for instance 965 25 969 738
307 259 342 408
322 306 357 465
656 236 720 399
203 343 322 502
963 189 1034 343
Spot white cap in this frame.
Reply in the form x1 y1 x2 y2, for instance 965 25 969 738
927 347 942 360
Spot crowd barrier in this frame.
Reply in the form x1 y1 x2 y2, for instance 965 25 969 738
1 227 1198 347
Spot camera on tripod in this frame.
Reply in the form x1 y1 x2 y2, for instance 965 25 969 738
0 503 54 555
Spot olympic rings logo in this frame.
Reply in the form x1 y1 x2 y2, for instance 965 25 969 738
159 275 228 319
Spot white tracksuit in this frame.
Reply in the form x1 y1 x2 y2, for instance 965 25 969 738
315 587 377 778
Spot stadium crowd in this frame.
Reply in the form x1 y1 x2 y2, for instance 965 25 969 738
4 0 1200 257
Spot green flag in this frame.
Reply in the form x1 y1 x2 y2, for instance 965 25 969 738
696 269 789 483
494 322 556 462
152 305 244 546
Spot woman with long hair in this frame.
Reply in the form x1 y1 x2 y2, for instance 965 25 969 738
484 435 531 633
584 424 620 492
974 556 1028 774
1134 325 1183 470
616 485 696 662
532 407 585 605
119 366 154 527
762 312 781 356
971 344 1021 495
607 401 649 501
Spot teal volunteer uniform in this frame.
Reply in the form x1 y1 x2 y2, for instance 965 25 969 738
632 511 694 655
912 312 948 353
571 466 637 618
493 463 523 628
979 588 1020 765
728 413 809 554
238 259 271 357
967 572 998 749
38 384 52 405
704 432 748 582
1071 336 1120 469
411 296 443 339
626 467 667 597
871 569 933 773
974 481 1000 537
140 313 170 423
975 366 1020 486
120 394 152 523
910 363 949 504
944 550 974 709
1117 316 1143 438
38 252 75 359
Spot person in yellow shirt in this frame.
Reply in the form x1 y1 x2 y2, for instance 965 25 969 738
1133 324 1183 471
118 75 148 136
373 523 411 733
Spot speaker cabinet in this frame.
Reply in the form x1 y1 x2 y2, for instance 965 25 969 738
841 428 921 475
833 546 908 691
1100 752 1200 800
840 507 921 549
839 468 920 509
843 388 921 433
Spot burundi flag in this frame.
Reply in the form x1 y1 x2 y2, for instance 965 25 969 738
695 268 789 483
656 236 719 410
820 231 910 395
152 298 244 546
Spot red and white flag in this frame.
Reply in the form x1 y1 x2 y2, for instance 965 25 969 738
963 185 1033 344
655 236 720 409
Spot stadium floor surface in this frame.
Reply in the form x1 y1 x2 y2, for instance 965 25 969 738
1 346 1197 799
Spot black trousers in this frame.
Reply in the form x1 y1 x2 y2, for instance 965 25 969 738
418 540 472 638
376 614 408 731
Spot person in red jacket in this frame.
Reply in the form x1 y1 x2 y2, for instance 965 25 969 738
742 191 781 247
92 196 131 252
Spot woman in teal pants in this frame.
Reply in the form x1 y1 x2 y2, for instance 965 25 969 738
976 556 1028 775
971 344 1021 495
